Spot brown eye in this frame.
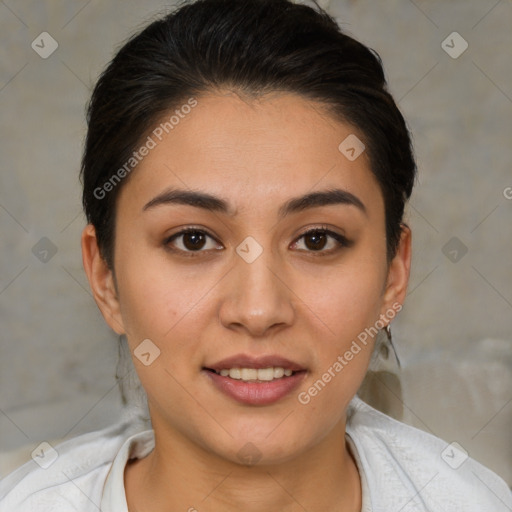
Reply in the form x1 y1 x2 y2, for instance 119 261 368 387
292 228 350 254
304 231 328 251
165 229 222 253
182 231 207 250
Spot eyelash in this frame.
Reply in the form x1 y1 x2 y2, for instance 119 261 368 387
163 225 351 257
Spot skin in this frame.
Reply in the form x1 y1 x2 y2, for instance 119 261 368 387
82 91 411 511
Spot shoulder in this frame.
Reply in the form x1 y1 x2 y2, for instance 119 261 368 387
0 411 147 512
346 396 512 511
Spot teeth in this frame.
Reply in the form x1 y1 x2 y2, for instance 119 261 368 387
240 368 258 381
215 367 296 381
257 368 274 381
229 368 241 379
274 367 284 378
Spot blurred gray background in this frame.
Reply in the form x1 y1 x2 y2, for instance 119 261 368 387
1 0 511 483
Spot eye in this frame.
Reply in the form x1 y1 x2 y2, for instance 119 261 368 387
164 226 350 256
291 227 350 253
164 228 223 253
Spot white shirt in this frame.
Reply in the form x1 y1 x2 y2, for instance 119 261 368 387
1 396 510 511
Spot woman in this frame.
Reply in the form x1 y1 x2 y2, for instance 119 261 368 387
1 0 510 510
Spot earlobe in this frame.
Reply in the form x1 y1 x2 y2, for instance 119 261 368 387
381 224 412 316
81 224 126 335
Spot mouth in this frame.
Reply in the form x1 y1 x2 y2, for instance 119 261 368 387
203 366 301 382
202 354 307 405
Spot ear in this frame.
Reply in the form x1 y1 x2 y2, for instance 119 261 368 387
380 224 412 318
81 224 125 335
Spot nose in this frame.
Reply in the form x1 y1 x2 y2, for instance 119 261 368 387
218 242 295 337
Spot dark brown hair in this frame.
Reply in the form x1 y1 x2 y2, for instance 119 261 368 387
81 0 416 267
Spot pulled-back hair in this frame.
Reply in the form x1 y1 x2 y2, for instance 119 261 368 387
81 0 416 267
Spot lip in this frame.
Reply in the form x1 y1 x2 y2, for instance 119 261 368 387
203 369 307 406
204 353 306 372
202 353 308 406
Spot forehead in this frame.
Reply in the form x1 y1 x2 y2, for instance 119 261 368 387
117 91 383 217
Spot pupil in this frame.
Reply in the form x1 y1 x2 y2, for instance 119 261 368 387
184 232 205 250
305 231 326 251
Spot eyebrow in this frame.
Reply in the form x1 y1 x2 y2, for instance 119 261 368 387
142 187 367 218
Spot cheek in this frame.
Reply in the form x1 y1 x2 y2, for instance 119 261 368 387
114 244 224 363
293 271 384 426
114 246 185 339
305 263 386 344
293 254 387 409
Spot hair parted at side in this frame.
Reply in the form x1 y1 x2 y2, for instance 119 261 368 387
81 0 416 268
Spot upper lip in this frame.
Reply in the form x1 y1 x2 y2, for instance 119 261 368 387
205 354 306 372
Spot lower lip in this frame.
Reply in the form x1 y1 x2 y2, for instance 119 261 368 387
203 370 307 406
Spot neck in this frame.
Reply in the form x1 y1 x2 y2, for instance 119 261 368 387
125 417 361 512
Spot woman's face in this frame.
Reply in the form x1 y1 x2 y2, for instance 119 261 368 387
84 91 410 465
